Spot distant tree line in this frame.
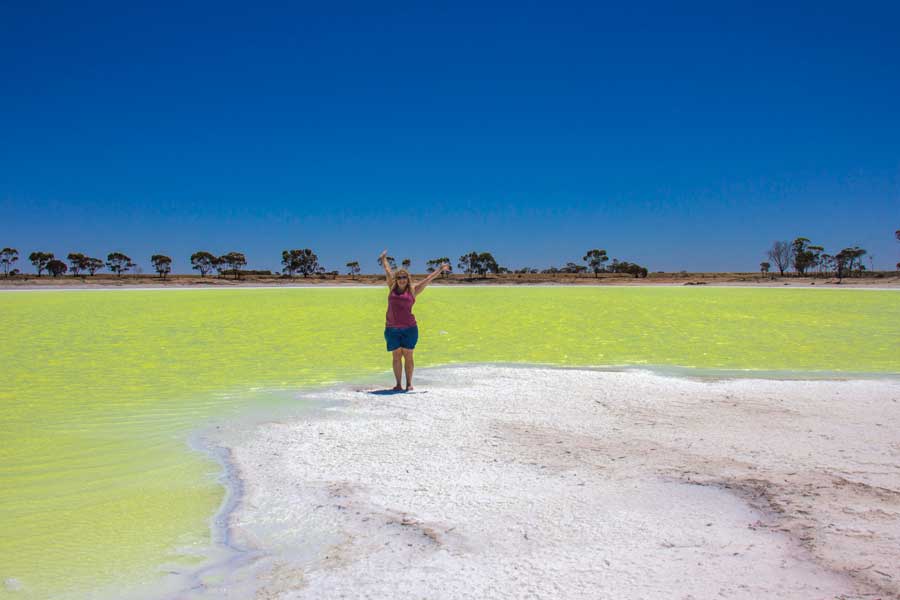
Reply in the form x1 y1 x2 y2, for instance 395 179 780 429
763 234 897 281
5 233 895 281
532 249 647 278
0 246 648 279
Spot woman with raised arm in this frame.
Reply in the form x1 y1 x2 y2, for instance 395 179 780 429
380 249 450 391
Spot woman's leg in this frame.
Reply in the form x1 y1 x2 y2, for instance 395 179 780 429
392 348 403 389
401 348 414 390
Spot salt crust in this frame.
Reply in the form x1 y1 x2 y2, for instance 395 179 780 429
198 366 900 599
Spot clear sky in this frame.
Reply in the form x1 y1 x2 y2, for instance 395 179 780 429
2 1 898 274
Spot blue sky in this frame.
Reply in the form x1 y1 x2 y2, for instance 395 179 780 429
2 1 898 273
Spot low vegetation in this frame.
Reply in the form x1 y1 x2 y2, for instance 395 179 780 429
2 230 896 281
764 236 887 281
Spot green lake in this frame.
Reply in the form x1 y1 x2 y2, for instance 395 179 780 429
2 287 898 598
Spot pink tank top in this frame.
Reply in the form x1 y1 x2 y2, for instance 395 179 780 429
386 288 417 328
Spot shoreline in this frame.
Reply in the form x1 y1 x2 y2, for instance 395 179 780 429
3 282 900 292
170 364 900 599
2 273 898 291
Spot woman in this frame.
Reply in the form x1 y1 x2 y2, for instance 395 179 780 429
380 249 450 391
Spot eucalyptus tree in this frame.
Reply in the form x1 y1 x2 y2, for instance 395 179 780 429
848 247 867 276
582 249 609 277
474 252 499 278
820 254 834 278
106 252 135 276
220 252 247 280
808 245 825 276
67 253 88 276
29 251 54 276
834 246 867 280
191 251 217 277
151 255 173 279
346 261 361 278
766 241 792 276
213 256 228 277
47 259 68 277
85 257 104 275
562 262 587 274
297 248 325 278
457 252 478 276
282 250 302 277
401 258 412 270
791 237 815 275
1 247 18 277
608 259 648 278
376 255 397 270
760 262 770 276
426 258 452 277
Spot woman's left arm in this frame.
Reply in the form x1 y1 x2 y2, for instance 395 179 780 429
414 263 450 295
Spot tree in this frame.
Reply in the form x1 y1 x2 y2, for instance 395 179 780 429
220 252 247 280
191 251 217 277
791 237 816 276
760 262 770 275
346 261 361 278
1 248 18 277
106 252 135 276
849 247 867 276
834 246 866 280
461 251 498 278
212 256 228 277
376 255 397 270
151 255 173 279
294 249 319 278
85 257 104 275
401 258 411 270
281 250 302 277
427 257 452 277
562 262 587 274
29 251 54 276
766 241 792 276
47 259 68 277
582 249 609 277
67 253 89 276
474 252 499 277
820 254 835 278
457 252 478 276
808 245 824 276
608 259 648 278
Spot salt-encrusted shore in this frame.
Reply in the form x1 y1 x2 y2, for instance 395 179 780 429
200 366 900 599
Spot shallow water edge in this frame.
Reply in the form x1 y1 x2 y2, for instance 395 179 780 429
120 361 900 600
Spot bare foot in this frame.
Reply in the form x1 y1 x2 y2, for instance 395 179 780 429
405 384 414 392
392 384 403 391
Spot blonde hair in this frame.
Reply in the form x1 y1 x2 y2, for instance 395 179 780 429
392 268 415 296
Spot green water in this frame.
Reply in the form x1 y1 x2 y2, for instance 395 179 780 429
2 287 898 598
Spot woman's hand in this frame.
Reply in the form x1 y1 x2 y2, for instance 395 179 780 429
440 263 451 272
379 249 388 260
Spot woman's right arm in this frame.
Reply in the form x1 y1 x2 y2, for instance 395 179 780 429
380 249 393 288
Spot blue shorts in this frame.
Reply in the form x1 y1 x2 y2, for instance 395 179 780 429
385 325 418 351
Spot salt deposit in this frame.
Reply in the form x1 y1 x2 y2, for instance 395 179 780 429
196 365 900 599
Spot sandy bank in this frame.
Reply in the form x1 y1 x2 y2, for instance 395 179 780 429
201 366 900 599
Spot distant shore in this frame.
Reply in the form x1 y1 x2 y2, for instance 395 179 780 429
2 272 898 289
